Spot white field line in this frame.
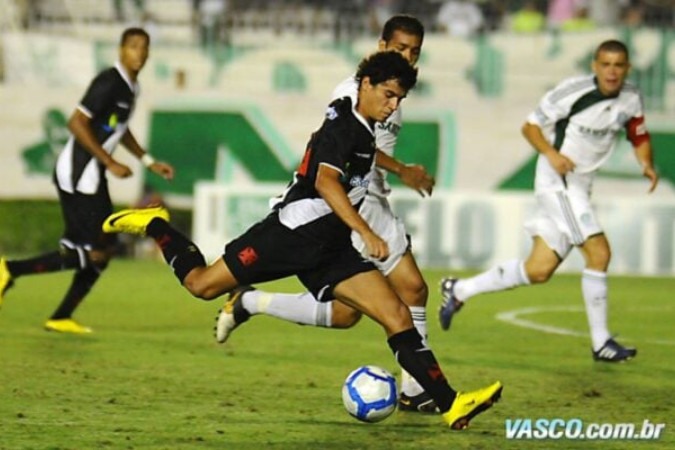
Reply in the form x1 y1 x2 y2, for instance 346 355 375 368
495 306 675 346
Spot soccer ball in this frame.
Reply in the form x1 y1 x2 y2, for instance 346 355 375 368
341 365 398 423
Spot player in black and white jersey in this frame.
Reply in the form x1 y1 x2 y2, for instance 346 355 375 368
0 28 174 334
439 40 659 362
103 51 503 430
212 15 438 412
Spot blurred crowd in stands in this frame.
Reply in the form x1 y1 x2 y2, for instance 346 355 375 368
5 0 675 40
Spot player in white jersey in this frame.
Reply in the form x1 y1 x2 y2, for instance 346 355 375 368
438 40 659 362
214 15 438 412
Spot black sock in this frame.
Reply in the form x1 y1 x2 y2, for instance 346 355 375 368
7 250 80 278
388 328 456 413
50 266 100 320
146 218 206 283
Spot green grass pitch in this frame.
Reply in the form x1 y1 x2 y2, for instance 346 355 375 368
0 259 672 449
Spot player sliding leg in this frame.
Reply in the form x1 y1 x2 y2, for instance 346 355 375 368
216 251 437 412
104 206 503 430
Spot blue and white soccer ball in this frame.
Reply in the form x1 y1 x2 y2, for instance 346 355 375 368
341 365 398 423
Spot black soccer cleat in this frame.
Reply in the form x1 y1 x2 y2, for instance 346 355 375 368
398 391 440 413
592 338 637 363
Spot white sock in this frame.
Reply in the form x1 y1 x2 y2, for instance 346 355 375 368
242 291 332 327
582 269 611 351
455 259 529 302
401 306 427 397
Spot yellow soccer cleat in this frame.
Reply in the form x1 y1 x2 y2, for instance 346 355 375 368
0 257 14 309
102 206 170 236
44 318 93 334
443 381 503 430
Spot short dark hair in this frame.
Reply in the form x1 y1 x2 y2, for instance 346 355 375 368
356 51 418 92
381 14 425 43
595 40 629 61
120 27 150 46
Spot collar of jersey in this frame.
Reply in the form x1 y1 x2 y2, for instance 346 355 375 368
115 61 139 94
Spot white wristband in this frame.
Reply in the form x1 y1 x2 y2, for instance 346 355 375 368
141 153 156 167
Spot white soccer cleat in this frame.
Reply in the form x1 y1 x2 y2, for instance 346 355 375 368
214 285 254 343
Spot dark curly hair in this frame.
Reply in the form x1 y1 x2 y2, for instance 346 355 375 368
355 51 418 92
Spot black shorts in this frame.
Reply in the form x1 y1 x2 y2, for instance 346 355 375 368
223 213 377 302
58 184 117 251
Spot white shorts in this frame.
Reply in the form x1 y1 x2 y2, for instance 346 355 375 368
524 189 603 259
351 194 409 276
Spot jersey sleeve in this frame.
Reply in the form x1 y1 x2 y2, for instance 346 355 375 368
526 79 574 127
625 97 649 147
313 120 352 175
78 70 117 119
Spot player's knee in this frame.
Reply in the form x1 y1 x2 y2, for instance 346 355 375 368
182 270 219 300
86 249 111 272
527 267 553 284
331 303 362 328
588 248 611 271
407 278 428 307
391 277 428 307
183 279 217 300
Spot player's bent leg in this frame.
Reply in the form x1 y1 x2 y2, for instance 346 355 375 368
523 237 561 284
330 301 362 328
183 258 238 300
334 271 494 427
333 270 413 336
215 289 343 344
45 248 109 334
385 252 428 308
385 252 437 412
580 235 620 357
579 234 611 272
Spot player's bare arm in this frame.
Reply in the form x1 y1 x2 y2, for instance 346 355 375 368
315 164 389 259
121 130 175 181
68 109 132 178
375 149 434 196
522 121 575 175
633 140 658 193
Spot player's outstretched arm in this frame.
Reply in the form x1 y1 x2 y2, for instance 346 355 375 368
633 140 658 193
121 129 175 181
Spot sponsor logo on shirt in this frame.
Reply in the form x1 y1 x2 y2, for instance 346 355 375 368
103 113 118 132
349 175 369 188
377 121 400 136
577 125 611 137
325 106 338 120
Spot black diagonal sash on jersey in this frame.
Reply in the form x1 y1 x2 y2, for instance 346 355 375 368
552 88 618 187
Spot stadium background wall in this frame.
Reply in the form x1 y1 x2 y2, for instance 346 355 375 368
1 27 674 273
